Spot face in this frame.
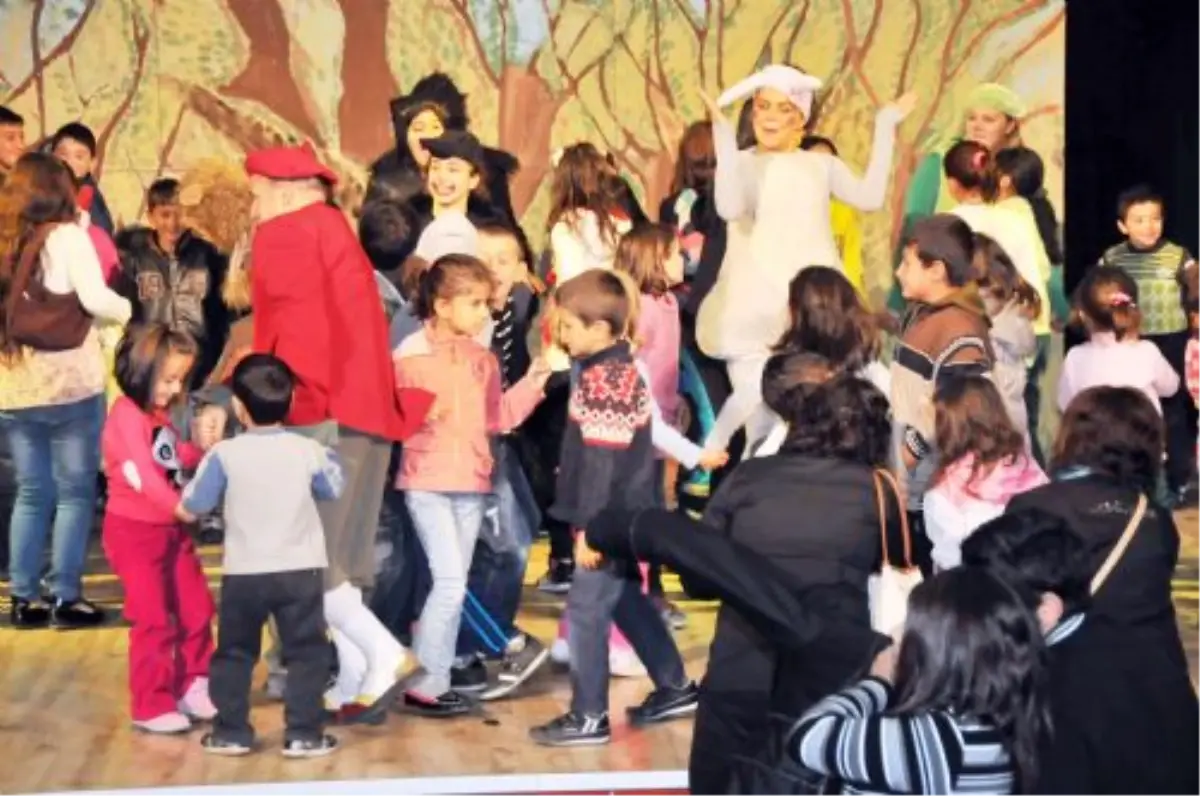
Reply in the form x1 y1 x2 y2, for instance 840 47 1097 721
963 107 1015 151
152 351 194 409
479 233 525 302
0 123 24 171
1118 201 1164 249
426 156 479 211
435 283 492 337
407 110 445 167
896 244 947 302
662 241 685 288
53 137 94 180
147 202 182 250
751 88 805 153
556 308 613 359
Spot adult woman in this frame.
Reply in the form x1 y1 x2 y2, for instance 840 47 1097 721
0 152 131 628
696 64 914 449
591 358 904 794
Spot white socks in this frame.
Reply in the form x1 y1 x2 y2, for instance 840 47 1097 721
323 582 407 702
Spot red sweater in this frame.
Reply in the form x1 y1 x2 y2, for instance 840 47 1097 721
102 397 202 525
251 202 432 440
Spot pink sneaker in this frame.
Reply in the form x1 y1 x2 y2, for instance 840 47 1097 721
179 676 217 721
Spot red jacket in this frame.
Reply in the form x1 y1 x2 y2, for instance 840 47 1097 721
251 202 432 440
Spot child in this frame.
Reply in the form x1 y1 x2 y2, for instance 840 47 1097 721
891 214 993 572
411 131 503 235
101 324 216 734
800 135 866 297
50 122 114 234
923 376 1047 570
1059 267 1179 414
786 568 1049 794
180 354 341 758
755 266 890 457
1099 184 1197 502
659 121 715 287
0 105 24 183
530 269 698 747
974 232 1039 439
393 254 552 716
546 143 633 284
115 178 230 387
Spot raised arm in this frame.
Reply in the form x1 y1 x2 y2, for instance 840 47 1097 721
710 117 759 222
827 100 909 211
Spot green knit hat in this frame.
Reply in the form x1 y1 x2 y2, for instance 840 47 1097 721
964 83 1026 119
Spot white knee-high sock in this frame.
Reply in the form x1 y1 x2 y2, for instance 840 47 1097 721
323 582 407 699
325 626 367 708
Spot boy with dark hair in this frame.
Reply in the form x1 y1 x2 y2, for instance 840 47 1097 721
530 269 696 746
0 105 24 185
115 178 229 387
181 354 343 758
962 509 1199 795
1100 184 1198 505
50 122 115 234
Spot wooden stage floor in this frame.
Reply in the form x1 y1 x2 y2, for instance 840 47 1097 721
2 510 1196 795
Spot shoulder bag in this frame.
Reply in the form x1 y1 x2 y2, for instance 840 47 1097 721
4 224 92 351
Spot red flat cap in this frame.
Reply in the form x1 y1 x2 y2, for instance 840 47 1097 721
244 141 338 185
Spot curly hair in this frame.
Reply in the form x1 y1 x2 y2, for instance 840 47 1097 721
1052 386 1162 494
176 159 253 255
779 371 891 468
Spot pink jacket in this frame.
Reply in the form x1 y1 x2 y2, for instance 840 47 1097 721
102 397 203 525
636 292 682 425
393 324 544 493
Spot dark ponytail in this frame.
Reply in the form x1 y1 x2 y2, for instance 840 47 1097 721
944 140 998 201
995 147 1063 265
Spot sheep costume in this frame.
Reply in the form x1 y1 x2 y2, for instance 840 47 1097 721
695 65 908 449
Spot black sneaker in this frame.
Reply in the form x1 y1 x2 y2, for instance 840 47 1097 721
537 559 575 594
10 597 51 629
402 690 472 718
450 656 488 693
626 682 700 727
201 733 253 757
481 634 550 701
51 598 106 630
282 734 338 759
529 711 611 747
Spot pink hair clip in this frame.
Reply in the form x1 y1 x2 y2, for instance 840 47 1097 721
971 149 987 169
1110 291 1136 308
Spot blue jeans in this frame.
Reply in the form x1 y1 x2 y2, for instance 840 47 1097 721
405 490 485 697
0 395 104 601
457 441 538 658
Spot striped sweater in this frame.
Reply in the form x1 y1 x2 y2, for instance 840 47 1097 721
1099 240 1193 336
786 677 1014 794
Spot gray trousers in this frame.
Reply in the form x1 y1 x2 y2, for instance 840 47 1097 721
319 428 392 591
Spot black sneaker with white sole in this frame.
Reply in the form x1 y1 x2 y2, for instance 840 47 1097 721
282 734 339 759
626 682 700 726
201 733 253 756
51 598 106 630
529 711 611 747
480 634 549 701
450 655 488 693
536 559 575 594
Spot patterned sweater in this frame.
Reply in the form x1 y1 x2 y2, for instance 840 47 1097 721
1100 240 1194 336
550 341 656 532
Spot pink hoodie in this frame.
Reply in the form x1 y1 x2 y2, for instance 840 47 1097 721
923 452 1048 570
82 211 120 285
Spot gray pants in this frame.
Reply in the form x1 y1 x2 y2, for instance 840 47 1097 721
568 564 687 716
319 428 392 591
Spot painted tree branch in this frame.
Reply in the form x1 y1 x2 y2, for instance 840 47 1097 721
988 7 1065 84
840 0 880 108
444 0 500 86
94 13 151 181
947 0 1045 83
137 103 188 218
221 0 321 144
7 0 99 107
336 0 395 163
182 84 289 153
896 0 922 95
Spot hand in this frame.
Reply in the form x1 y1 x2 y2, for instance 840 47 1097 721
890 91 918 121
175 504 197 525
528 355 554 386
697 448 728 471
869 642 899 682
698 89 725 123
574 532 604 570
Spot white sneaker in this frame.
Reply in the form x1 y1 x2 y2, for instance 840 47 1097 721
178 677 217 721
609 647 647 678
134 711 192 734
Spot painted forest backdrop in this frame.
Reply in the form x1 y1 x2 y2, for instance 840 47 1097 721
0 0 1064 302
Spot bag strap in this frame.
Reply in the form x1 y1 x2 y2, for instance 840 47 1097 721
1089 494 1147 595
931 335 989 383
873 469 912 569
